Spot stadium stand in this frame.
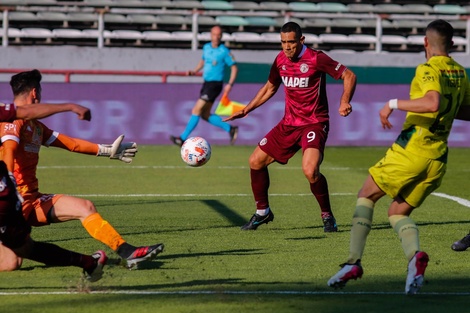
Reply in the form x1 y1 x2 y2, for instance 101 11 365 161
0 0 468 53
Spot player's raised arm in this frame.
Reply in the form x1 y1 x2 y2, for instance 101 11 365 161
338 69 356 117
224 80 279 121
16 103 91 121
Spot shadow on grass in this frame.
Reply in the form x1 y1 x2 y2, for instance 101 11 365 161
158 248 265 261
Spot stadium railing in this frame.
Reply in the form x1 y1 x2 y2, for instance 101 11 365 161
0 68 201 83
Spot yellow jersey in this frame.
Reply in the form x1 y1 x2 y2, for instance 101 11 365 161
395 56 470 162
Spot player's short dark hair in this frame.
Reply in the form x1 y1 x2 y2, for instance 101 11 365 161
426 19 453 50
281 22 303 40
10 69 42 96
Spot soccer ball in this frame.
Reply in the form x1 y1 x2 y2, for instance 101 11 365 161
180 137 211 167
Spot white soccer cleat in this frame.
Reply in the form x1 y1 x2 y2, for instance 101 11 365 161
327 261 363 289
405 251 429 295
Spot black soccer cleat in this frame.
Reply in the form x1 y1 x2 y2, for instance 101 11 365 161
126 243 164 270
170 135 183 147
451 233 470 251
229 126 239 145
241 210 274 230
323 216 338 232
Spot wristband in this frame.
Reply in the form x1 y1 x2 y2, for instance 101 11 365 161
389 99 398 110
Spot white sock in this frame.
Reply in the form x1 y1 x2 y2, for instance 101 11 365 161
256 207 270 216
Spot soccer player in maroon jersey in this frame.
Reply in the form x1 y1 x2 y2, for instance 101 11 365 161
224 22 357 232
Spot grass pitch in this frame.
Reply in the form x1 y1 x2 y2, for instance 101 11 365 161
1 145 469 313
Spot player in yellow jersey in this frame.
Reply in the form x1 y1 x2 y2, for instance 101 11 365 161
0 69 164 272
327 19 470 295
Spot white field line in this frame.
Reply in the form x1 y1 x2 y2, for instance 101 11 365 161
1 290 470 296
37 165 470 172
1 192 469 297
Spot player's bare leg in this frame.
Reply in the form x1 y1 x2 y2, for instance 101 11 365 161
303 148 337 232
241 147 276 230
0 243 22 271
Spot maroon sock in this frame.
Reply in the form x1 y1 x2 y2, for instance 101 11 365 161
29 241 95 270
309 174 333 218
251 168 270 211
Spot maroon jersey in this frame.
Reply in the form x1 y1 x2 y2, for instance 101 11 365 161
0 103 17 122
268 46 347 126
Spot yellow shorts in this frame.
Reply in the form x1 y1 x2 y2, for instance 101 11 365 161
369 143 446 208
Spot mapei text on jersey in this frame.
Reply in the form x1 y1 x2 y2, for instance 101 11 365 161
282 76 310 88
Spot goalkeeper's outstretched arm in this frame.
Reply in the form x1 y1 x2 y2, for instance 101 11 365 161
50 134 137 163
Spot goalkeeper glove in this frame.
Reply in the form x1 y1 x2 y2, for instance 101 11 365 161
97 135 138 163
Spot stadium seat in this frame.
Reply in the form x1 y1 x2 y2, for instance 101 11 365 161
319 33 351 44
104 14 129 23
316 2 348 13
154 15 189 31
83 0 114 6
374 4 405 14
215 16 249 29
22 0 57 4
260 32 280 43
0 0 25 5
289 2 319 12
433 4 466 15
245 16 279 32
275 17 305 28
52 28 85 39
36 12 68 23
452 36 468 50
392 20 428 35
1 27 22 39
198 31 232 42
81 29 113 39
230 1 260 11
127 14 159 27
142 30 173 41
348 34 377 44
303 33 321 45
20 28 54 43
201 1 234 10
8 11 37 22
231 31 262 43
110 0 146 7
402 4 433 14
193 15 218 26
381 35 408 50
406 35 424 46
259 1 290 12
450 20 467 30
170 0 203 9
347 4 376 13
304 18 334 32
332 18 363 34
140 0 173 9
66 12 99 23
171 31 194 41
111 30 145 40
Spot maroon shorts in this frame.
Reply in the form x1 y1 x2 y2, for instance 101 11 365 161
0 162 31 249
258 122 329 164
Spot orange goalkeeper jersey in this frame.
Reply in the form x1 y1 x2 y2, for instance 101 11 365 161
0 118 99 194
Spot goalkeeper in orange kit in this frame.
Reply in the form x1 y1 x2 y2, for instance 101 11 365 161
0 69 163 272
